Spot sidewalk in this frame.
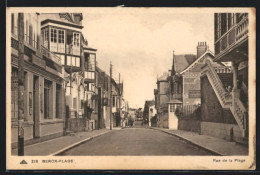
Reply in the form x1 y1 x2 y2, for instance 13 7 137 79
151 127 248 156
12 129 110 156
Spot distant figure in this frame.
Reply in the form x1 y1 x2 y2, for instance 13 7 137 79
227 86 232 93
224 83 228 92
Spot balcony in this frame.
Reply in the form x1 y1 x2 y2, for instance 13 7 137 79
84 71 95 83
214 16 248 62
11 26 39 54
11 26 62 73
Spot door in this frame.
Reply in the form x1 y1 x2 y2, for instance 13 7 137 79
33 76 40 138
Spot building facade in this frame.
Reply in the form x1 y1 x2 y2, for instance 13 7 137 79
154 72 170 128
143 100 155 126
200 13 248 142
11 13 65 148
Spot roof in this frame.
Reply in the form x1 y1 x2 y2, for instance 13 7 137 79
158 72 168 81
41 13 83 29
180 50 214 74
145 100 155 106
173 54 197 73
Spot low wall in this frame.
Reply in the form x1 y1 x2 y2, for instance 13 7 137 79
40 120 64 137
200 122 243 142
67 118 88 132
178 119 200 132
11 123 34 144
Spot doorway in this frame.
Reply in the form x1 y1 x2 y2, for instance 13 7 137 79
33 76 40 138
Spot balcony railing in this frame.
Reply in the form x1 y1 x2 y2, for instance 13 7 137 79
215 16 248 57
11 26 18 38
214 66 232 73
11 26 62 68
41 46 61 65
12 26 38 50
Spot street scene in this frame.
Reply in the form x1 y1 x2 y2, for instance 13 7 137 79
9 10 250 157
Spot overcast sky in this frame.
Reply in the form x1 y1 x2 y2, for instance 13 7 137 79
82 8 214 109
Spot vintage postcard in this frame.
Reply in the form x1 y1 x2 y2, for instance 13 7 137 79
6 7 256 170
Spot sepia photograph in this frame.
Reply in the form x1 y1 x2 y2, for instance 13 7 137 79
6 7 256 170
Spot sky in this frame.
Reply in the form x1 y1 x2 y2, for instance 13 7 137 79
81 8 214 109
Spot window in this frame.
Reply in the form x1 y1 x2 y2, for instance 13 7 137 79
25 20 29 43
71 56 75 66
58 30 65 43
113 96 116 107
73 97 77 109
42 28 49 48
73 33 80 46
67 56 71 66
88 54 96 71
215 13 221 40
11 13 14 34
11 68 28 120
85 72 95 80
81 100 84 109
76 57 80 67
44 29 49 41
170 104 174 112
51 28 57 43
220 13 227 36
66 56 80 67
44 80 52 119
56 84 61 118
11 67 18 120
228 13 235 29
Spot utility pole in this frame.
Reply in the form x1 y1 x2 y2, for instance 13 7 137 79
119 73 121 126
18 13 25 156
110 62 112 130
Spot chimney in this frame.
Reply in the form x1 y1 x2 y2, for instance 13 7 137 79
197 41 209 58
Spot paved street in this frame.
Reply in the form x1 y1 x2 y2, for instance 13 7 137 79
59 128 214 156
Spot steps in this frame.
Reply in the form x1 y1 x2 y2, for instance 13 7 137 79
204 60 248 138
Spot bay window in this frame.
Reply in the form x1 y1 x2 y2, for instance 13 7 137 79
50 27 65 53
66 56 80 67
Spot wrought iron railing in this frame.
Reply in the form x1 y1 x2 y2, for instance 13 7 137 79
215 16 248 56
214 66 232 73
41 45 61 65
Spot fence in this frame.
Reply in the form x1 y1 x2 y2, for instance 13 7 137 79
178 104 201 132
66 118 96 133
179 104 201 119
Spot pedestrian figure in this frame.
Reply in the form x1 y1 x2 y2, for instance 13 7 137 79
227 85 232 92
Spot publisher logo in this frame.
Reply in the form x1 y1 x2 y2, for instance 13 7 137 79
20 160 28 164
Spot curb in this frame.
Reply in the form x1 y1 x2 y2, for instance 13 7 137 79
151 127 222 156
50 130 111 156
